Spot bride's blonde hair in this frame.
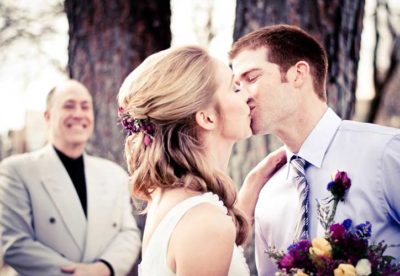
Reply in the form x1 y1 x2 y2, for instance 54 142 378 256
118 46 248 245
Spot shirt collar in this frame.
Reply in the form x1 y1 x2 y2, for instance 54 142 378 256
285 108 342 173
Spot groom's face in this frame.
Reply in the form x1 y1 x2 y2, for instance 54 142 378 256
232 47 296 135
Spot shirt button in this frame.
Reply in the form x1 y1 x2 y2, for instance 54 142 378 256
112 222 117 228
49 217 56 224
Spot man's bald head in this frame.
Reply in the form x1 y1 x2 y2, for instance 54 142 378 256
46 80 91 111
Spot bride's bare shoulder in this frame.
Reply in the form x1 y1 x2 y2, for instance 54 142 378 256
168 201 236 274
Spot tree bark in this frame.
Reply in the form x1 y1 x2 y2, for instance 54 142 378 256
232 0 365 274
65 0 171 165
367 0 399 124
374 34 400 127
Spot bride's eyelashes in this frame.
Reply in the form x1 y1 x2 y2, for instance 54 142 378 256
232 85 241 93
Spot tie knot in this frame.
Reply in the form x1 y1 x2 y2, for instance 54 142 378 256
290 156 307 176
291 156 307 169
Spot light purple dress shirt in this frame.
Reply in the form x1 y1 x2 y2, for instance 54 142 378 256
254 108 400 276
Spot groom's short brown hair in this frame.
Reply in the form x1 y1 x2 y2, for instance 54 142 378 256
229 24 328 101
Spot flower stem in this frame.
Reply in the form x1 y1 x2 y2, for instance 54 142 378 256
327 199 339 226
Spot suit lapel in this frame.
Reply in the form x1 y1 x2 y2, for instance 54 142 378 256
82 155 115 261
40 145 87 252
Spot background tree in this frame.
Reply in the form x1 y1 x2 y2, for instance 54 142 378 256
0 0 65 70
367 0 400 125
65 2 171 275
230 1 365 273
65 0 171 166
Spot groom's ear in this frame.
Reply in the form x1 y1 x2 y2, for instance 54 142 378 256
289 61 309 88
195 109 216 131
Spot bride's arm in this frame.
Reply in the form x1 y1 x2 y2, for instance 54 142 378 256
237 147 286 225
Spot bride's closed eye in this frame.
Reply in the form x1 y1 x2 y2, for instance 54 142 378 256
232 85 241 93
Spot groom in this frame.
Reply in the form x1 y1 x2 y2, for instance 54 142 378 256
230 24 400 275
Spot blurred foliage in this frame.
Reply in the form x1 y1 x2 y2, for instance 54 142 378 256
0 0 65 72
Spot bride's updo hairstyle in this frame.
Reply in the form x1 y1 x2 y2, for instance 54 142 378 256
118 46 248 245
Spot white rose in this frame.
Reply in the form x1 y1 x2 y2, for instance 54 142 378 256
355 259 372 276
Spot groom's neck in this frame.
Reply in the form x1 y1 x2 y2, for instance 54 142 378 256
277 101 328 153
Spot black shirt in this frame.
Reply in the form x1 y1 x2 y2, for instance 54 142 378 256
54 146 87 218
54 147 114 275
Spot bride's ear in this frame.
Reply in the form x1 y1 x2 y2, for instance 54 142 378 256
195 109 216 131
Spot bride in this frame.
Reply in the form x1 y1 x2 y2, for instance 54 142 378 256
118 45 285 275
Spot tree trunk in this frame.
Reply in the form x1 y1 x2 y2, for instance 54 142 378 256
232 1 365 274
65 0 171 166
374 35 400 127
367 0 399 124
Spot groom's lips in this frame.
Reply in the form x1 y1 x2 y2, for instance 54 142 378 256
249 105 256 116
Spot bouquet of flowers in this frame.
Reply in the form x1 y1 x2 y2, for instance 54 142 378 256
267 171 400 276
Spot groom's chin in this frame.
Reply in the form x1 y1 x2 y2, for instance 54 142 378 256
251 127 271 136
250 124 262 135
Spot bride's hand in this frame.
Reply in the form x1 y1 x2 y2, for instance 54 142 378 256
237 147 286 228
245 146 287 188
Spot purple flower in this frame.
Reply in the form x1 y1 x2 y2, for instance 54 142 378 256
327 171 352 200
117 107 156 146
143 134 153 146
354 221 372 239
288 240 312 256
335 171 351 188
342 219 353 230
286 240 313 271
331 234 368 263
329 223 346 240
278 254 295 270
144 122 156 135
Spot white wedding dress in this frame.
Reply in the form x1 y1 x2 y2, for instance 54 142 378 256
138 192 250 276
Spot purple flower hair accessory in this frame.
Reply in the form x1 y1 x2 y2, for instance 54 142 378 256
117 107 155 146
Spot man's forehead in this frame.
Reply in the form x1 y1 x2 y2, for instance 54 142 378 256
231 47 268 75
54 87 92 104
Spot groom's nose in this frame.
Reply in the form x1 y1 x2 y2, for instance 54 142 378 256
240 84 251 98
242 87 250 101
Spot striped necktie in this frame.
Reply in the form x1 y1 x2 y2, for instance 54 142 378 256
291 156 310 240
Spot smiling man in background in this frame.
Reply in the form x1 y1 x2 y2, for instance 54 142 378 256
0 79 141 276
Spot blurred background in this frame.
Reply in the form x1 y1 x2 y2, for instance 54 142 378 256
0 0 399 274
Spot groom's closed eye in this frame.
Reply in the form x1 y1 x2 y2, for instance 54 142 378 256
246 71 261 83
239 69 261 84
